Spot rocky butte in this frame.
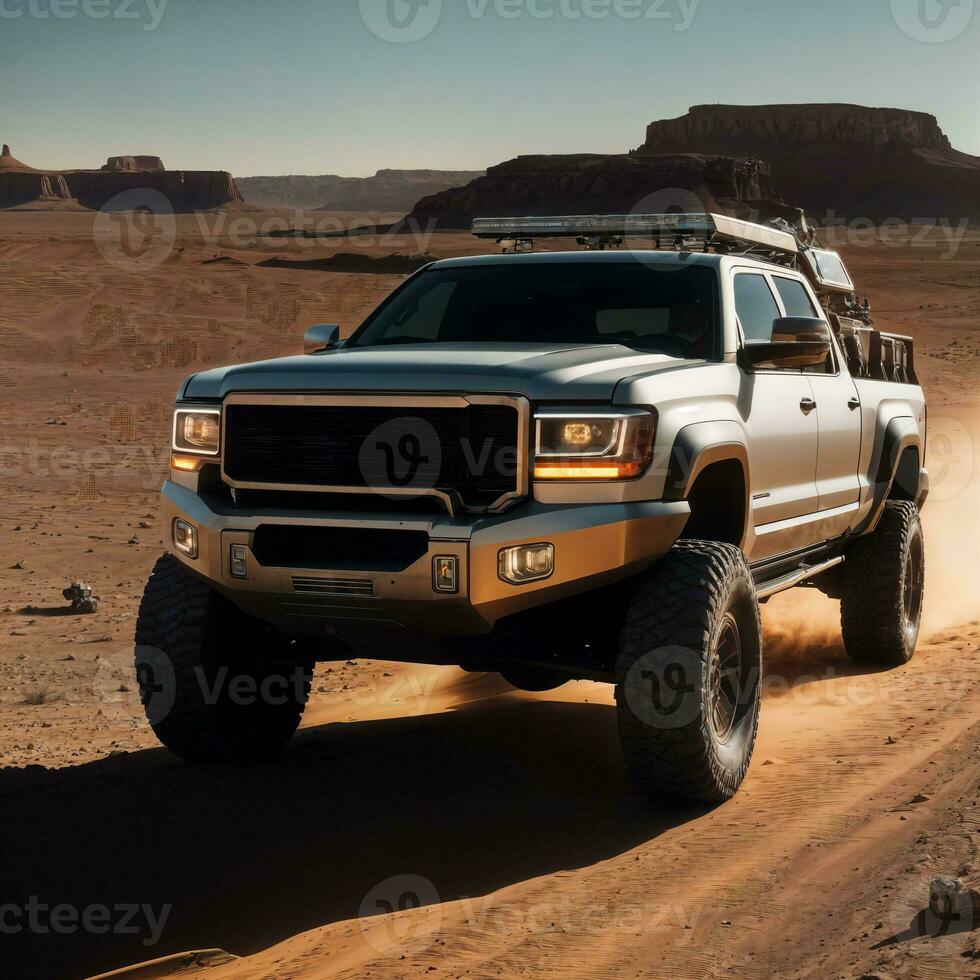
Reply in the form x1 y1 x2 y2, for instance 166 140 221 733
409 104 980 227
409 153 785 228
0 145 243 211
636 104 980 222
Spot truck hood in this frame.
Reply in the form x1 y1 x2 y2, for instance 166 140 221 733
182 343 699 403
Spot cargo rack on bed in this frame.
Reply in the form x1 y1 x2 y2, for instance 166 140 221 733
470 212 918 386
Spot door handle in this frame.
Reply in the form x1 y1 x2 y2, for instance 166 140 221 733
848 397 861 411
800 397 817 414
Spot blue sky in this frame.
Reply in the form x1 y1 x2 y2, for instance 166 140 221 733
1 0 976 176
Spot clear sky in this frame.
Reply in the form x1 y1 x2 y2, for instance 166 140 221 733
1 0 977 176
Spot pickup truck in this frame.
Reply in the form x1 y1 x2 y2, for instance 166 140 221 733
137 213 928 803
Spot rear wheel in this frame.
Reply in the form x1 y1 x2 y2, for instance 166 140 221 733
134 555 313 763
839 501 925 667
615 540 762 805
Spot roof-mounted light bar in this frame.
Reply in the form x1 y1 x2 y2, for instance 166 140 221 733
471 213 800 257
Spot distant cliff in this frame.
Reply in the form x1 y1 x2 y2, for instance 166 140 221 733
0 171 73 207
0 146 243 211
409 154 780 228
238 169 485 212
641 104 953 154
636 104 980 220
64 169 242 210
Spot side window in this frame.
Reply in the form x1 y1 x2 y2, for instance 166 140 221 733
773 276 835 375
773 277 818 318
734 274 780 342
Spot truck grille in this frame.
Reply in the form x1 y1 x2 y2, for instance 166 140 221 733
223 402 521 510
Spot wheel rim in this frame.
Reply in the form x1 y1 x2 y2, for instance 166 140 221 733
710 614 742 744
903 531 924 644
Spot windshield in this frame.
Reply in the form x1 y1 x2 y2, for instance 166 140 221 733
349 262 720 359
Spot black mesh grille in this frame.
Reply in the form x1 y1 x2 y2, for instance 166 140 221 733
224 403 520 508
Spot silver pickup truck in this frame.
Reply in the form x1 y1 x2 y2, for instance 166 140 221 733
137 213 928 803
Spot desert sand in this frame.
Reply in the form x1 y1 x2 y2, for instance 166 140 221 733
0 212 978 980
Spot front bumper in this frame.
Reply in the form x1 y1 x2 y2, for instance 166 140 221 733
161 480 690 645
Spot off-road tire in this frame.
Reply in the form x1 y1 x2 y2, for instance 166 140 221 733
615 540 762 805
839 501 925 667
134 555 313 763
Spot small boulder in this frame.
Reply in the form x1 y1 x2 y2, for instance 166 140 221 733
63 582 99 614
929 877 976 920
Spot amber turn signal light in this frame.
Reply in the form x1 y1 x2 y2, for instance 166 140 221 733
533 461 646 480
171 453 205 473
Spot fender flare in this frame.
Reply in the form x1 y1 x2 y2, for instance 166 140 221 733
860 416 923 533
663 421 751 547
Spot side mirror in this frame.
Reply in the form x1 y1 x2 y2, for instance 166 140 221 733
304 324 341 355
739 317 831 371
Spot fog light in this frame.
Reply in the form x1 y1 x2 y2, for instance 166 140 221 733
498 543 555 585
172 519 199 559
230 544 249 579
433 556 459 594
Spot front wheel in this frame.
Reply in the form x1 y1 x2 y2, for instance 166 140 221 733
134 555 313 763
839 501 925 667
615 540 762 805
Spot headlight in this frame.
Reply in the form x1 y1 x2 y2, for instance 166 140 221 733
534 411 656 480
172 408 221 456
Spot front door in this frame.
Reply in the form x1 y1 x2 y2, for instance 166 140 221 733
770 274 863 512
733 272 820 543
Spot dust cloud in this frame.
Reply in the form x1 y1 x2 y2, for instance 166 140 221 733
761 406 980 670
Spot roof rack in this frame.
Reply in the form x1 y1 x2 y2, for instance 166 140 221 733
471 213 800 257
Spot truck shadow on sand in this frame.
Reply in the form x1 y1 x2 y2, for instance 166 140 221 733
1 698 698 980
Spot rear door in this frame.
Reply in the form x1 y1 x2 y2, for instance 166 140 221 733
770 274 863 513
733 271 820 529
